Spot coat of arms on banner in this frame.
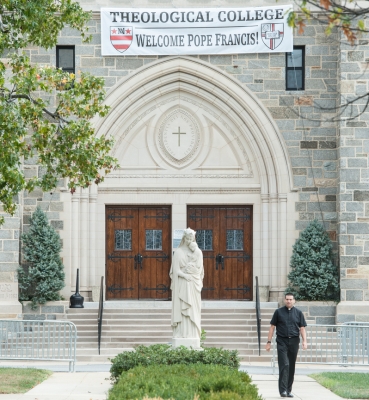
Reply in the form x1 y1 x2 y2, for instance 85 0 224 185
261 24 284 50
110 27 133 53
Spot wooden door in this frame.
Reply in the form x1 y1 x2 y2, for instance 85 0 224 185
187 206 253 300
106 206 171 300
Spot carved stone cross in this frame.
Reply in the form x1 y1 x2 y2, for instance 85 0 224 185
172 127 186 146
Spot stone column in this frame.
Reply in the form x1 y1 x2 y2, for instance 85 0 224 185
336 40 369 322
71 188 80 292
90 184 101 302
279 194 288 289
269 193 279 300
261 194 269 287
89 184 97 287
80 188 89 289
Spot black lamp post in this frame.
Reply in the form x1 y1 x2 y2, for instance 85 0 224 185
69 268 84 308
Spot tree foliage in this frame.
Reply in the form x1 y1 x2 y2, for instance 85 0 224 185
286 220 340 301
18 207 65 309
0 1 118 223
287 0 367 44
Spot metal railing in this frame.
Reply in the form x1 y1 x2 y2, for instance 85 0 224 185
97 276 104 355
0 320 77 372
271 324 369 368
255 276 261 356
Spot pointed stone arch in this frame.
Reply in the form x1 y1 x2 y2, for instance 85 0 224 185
95 56 294 195
83 56 297 297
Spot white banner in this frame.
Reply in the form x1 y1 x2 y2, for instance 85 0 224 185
101 6 293 56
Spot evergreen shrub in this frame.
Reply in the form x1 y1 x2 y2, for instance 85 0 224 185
110 344 240 383
18 207 65 309
286 219 339 301
108 364 261 400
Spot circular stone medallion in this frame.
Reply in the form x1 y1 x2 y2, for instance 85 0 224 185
158 108 200 166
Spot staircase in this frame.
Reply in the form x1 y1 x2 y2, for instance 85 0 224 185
66 302 277 362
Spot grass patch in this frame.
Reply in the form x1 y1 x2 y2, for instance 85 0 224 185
0 368 52 394
310 372 369 399
109 364 262 400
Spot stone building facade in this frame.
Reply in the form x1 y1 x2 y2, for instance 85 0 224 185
0 0 368 322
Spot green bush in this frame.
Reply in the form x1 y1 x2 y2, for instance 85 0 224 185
18 207 65 309
108 364 261 400
110 345 240 383
286 219 340 301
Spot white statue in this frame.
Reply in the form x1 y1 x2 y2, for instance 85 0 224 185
170 228 204 349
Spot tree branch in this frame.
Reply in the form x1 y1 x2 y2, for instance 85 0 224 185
9 93 69 124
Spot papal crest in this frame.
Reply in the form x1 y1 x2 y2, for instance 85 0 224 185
110 26 133 53
261 23 284 50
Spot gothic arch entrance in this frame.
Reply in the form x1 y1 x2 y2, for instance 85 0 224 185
68 56 296 302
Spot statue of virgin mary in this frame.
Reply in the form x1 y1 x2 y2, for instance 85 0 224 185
170 228 204 348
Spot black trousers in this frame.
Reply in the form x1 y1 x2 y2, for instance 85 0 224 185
277 336 300 394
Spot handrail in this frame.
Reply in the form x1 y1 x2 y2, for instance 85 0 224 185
97 276 104 355
255 276 261 356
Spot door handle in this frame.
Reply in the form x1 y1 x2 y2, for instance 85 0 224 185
134 253 143 270
215 254 224 270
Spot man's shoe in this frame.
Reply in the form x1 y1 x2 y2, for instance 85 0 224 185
280 392 288 397
287 393 294 398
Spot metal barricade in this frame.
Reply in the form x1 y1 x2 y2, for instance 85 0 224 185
0 320 77 372
271 324 369 368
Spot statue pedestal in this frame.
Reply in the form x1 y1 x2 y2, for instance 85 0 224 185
172 337 202 350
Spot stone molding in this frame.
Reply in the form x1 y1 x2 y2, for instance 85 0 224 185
98 187 261 194
157 107 201 167
94 56 294 195
104 174 254 179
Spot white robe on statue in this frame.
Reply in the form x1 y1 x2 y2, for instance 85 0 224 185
170 243 204 339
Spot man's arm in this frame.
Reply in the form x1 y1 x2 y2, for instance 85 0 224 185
300 326 307 350
265 325 275 352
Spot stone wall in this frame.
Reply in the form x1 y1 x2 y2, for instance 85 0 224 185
45 15 339 243
0 209 22 318
22 301 69 320
295 301 337 325
1 9 347 302
337 35 369 309
337 32 369 322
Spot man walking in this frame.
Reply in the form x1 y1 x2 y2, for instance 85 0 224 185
265 293 307 398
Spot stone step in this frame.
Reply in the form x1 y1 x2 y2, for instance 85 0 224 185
64 305 275 362
75 336 267 344
80 302 278 310
75 347 271 356
67 313 271 320
67 308 274 316
77 341 272 350
73 327 266 339
73 324 269 334
67 318 271 325
74 353 273 362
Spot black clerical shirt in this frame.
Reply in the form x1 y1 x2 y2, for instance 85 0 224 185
270 306 307 338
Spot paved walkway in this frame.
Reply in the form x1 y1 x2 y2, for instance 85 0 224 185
0 372 111 400
0 362 367 400
251 374 342 400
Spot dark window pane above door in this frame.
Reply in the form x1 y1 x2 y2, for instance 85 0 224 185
226 229 244 250
115 229 132 250
56 46 75 73
196 229 213 250
146 229 162 250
